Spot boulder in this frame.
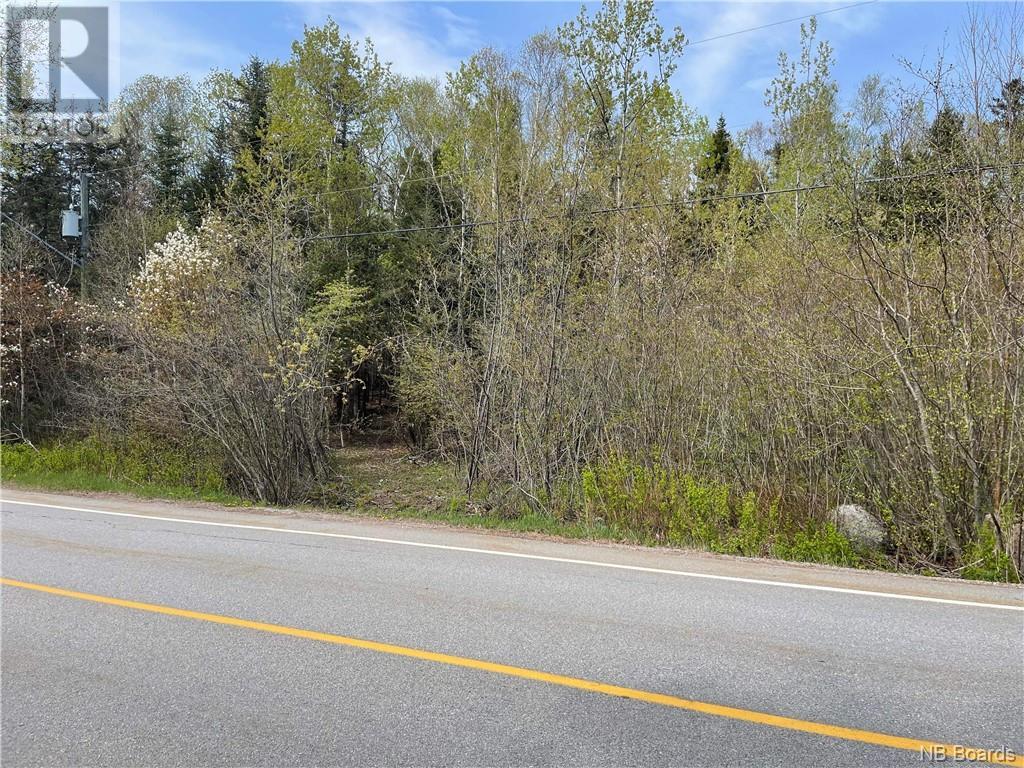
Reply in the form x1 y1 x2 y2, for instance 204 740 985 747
832 504 887 550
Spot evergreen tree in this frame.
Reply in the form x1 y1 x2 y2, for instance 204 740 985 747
152 109 187 207
699 115 732 185
195 116 231 206
1 140 69 245
991 78 1024 132
230 56 271 168
926 105 965 160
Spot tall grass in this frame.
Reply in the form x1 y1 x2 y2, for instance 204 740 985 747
581 454 861 567
0 433 242 504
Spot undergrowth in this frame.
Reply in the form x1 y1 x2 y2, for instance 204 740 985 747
4 438 1017 582
0 432 243 504
579 455 864 567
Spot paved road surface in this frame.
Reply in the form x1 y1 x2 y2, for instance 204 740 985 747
2 489 1022 767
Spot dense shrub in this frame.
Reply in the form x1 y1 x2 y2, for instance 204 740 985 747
579 455 864 567
1 432 232 500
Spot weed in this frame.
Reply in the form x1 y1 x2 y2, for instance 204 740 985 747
1 433 242 505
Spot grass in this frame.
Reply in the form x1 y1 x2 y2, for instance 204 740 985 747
335 443 870 559
1 435 247 506
4 435 1016 581
334 443 651 542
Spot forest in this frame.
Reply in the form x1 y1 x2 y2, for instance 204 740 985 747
2 0 1022 581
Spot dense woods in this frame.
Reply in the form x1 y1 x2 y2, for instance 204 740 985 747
2 1 1022 579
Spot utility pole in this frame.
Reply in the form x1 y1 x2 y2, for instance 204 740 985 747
79 170 90 300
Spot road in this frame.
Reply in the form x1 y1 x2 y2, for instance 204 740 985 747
1 489 1022 767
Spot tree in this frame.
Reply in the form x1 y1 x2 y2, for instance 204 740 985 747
558 0 687 288
991 77 1024 130
926 105 965 159
152 109 188 206
765 18 840 192
110 193 338 503
698 115 732 189
230 57 271 174
194 115 231 207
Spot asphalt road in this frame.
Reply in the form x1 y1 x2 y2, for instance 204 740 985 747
2 489 1022 767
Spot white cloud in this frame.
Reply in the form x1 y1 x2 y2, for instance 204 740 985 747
115 4 245 91
669 1 886 123
673 3 781 114
298 3 464 79
432 5 480 51
742 74 773 93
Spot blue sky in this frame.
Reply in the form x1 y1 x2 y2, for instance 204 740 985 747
117 1 981 131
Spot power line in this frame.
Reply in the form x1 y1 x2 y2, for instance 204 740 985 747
0 212 79 267
308 161 1024 242
686 1 878 47
83 2 874 190
306 172 454 201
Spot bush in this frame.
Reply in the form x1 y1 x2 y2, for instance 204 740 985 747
774 523 859 568
105 204 336 504
0 432 233 501
961 522 1021 583
580 455 861 567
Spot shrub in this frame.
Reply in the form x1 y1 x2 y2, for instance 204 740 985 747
0 432 232 500
580 454 860 567
961 522 1021 583
774 523 859 568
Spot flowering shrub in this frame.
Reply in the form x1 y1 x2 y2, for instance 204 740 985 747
128 219 233 335
111 211 334 504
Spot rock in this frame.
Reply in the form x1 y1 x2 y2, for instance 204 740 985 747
832 504 887 550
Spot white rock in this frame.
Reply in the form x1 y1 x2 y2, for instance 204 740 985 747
833 504 887 550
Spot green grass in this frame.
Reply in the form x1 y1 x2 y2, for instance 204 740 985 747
357 496 649 543
0 435 246 506
335 445 879 562
579 454 872 568
335 443 642 542
6 436 1017 581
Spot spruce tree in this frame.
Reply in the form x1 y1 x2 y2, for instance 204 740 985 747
230 56 271 167
152 110 187 207
991 78 1024 131
700 115 732 183
195 116 231 206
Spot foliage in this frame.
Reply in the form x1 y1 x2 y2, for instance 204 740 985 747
0 234 91 441
98 190 340 504
961 520 1021 583
2 0 1021 581
0 432 238 503
580 455 863 566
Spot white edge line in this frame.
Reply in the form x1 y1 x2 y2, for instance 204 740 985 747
2 499 1022 612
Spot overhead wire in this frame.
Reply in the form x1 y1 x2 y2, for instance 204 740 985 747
306 161 1024 242
0 211 79 267
685 0 878 47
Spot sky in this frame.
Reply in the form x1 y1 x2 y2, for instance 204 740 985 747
116 1 985 132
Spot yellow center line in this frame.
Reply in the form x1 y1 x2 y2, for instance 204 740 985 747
2 576 1020 767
